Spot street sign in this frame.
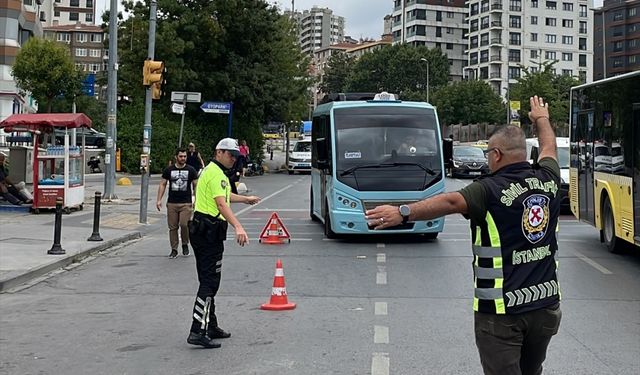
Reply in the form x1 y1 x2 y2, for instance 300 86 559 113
200 101 231 114
171 103 185 115
170 91 201 103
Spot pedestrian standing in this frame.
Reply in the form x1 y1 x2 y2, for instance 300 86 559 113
156 148 198 259
186 138 260 348
366 96 562 375
239 140 250 177
186 142 205 174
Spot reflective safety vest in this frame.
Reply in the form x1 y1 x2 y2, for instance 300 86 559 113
471 161 561 315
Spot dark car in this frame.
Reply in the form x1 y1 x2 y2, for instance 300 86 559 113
55 128 106 148
450 145 490 178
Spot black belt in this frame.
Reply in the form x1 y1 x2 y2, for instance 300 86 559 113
194 211 222 222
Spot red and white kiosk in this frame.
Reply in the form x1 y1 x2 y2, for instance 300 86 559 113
0 113 92 213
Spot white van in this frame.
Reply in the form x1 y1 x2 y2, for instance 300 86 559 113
526 137 570 213
288 139 311 174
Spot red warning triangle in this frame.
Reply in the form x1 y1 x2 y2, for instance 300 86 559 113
259 212 291 244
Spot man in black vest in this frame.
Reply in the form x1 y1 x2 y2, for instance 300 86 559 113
366 96 561 375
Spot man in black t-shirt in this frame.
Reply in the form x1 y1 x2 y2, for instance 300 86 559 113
156 148 198 258
365 96 562 375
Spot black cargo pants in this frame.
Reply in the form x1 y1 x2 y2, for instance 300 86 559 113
188 213 228 334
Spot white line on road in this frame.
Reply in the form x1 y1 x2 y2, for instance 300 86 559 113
375 302 388 316
235 184 295 216
377 253 386 263
377 266 387 285
371 352 390 375
572 250 613 274
377 243 386 248
374 325 389 344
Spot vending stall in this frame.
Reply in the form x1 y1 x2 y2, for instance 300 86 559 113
0 113 93 213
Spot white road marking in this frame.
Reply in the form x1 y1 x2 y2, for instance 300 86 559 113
375 302 388 316
376 266 387 285
374 325 389 344
371 353 390 375
377 243 386 248
252 208 308 212
572 250 613 274
235 184 295 216
377 253 386 263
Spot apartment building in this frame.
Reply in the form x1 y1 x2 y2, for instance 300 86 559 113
466 0 594 98
39 0 96 26
0 0 42 129
594 0 640 80
43 23 105 74
291 7 345 55
390 0 469 81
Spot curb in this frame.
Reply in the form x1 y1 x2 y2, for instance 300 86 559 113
0 231 142 293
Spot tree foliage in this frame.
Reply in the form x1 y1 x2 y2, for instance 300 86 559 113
108 0 310 172
431 80 505 126
320 52 355 93
11 38 83 112
510 61 580 135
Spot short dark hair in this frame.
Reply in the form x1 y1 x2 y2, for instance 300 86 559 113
175 147 187 156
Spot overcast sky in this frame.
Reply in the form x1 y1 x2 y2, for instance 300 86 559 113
96 0 605 40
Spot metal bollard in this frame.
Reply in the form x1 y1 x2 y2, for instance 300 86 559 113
88 191 103 241
48 197 66 255
270 150 273 160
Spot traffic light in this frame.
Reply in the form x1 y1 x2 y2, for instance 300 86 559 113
151 82 162 100
142 59 164 86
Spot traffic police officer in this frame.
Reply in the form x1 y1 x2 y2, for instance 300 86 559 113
187 138 260 348
365 96 562 375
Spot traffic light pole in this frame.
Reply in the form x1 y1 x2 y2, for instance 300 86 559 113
103 0 118 200
139 0 157 224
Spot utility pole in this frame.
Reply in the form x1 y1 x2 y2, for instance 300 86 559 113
103 0 118 200
139 0 157 224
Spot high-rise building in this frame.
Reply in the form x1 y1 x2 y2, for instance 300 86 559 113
390 0 469 81
290 7 345 55
0 0 42 131
593 0 640 80
466 0 594 98
39 0 96 26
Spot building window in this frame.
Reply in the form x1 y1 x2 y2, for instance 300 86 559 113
546 1 557 10
531 16 538 25
531 49 539 59
629 8 637 17
508 67 521 79
612 58 623 67
508 49 521 62
470 52 478 65
562 52 573 61
579 54 587 67
23 0 33 5
562 3 573 11
510 16 521 28
481 33 490 46
579 21 587 33
54 10 60 16
562 69 572 76
470 36 478 48
579 5 587 17
509 0 522 12
70 12 79 21
86 0 93 7
545 34 557 43
75 48 87 57
446 27 453 34
509 32 521 45
480 50 489 63
613 41 624 52
562 35 573 44
545 18 556 27
562 19 573 28
470 3 479 16
629 39 638 48
579 38 587 50
447 11 454 18
628 55 636 64
86 13 93 22
436 11 442 22
436 27 442 37
89 49 101 57
76 33 87 42
481 1 490 12
56 33 70 43
446 43 453 49
70 0 79 6
481 16 490 29
545 51 557 59
531 33 538 42
532 0 538 8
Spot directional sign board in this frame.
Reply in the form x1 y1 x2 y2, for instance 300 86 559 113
171 91 201 103
200 102 231 114
171 103 185 115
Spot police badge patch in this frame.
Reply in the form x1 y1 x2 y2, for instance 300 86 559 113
522 194 550 244
221 180 228 189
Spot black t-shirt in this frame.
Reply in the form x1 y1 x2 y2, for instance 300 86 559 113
186 151 202 171
162 164 198 203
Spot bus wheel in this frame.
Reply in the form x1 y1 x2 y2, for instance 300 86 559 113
601 196 621 253
324 203 336 239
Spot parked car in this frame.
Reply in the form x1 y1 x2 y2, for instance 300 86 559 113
55 128 106 148
288 140 311 174
450 145 490 178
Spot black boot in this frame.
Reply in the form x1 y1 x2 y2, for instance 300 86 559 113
187 331 221 348
208 326 231 339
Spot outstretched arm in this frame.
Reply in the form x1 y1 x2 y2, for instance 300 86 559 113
529 95 557 162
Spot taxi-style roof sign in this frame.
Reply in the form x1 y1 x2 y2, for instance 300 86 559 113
373 92 398 101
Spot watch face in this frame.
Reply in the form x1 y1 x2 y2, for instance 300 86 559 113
399 205 410 216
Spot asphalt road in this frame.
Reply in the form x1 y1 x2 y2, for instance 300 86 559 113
1 174 639 375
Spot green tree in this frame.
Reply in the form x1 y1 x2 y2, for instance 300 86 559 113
320 52 355 93
431 80 504 126
11 37 83 112
345 44 449 97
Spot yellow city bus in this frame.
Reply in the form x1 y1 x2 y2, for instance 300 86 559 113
569 71 640 253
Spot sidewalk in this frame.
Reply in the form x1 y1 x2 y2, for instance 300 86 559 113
0 173 164 292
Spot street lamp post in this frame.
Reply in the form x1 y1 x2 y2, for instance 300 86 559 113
420 58 430 103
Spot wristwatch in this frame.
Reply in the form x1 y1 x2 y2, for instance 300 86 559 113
399 204 411 224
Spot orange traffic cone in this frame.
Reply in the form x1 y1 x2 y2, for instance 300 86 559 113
261 259 296 311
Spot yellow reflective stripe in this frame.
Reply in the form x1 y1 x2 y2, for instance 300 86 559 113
473 297 479 311
474 255 479 267
495 299 505 314
475 226 482 246
494 278 503 288
493 257 503 269
485 212 501 246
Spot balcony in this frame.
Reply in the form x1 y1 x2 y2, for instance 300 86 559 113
490 21 503 28
490 37 503 45
489 72 502 80
510 6 522 11
491 2 503 11
490 55 502 62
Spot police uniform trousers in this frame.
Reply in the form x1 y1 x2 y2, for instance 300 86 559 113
474 303 562 375
189 213 226 334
